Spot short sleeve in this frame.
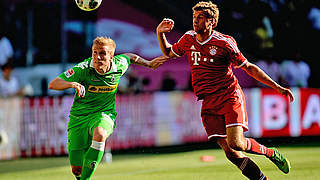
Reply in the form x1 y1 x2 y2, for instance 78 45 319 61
171 31 194 57
114 54 131 75
226 37 247 68
58 60 89 82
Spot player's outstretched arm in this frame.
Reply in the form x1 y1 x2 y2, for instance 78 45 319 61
156 18 176 57
124 53 170 70
241 62 294 102
48 77 85 98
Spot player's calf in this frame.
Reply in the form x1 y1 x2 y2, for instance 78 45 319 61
245 138 274 158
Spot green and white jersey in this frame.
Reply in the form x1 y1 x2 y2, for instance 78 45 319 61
59 54 130 127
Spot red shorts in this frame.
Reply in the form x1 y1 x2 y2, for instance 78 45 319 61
201 88 248 139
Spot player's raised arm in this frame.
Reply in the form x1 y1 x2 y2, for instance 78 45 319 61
240 61 294 102
48 77 85 98
124 53 170 70
156 18 178 58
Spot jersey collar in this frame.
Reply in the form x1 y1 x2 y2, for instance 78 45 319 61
195 30 216 45
90 58 117 75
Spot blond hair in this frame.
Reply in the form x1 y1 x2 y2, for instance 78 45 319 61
192 1 219 28
93 36 116 50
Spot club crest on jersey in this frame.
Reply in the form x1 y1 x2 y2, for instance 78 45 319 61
111 75 115 83
209 46 217 56
64 68 74 78
90 162 97 169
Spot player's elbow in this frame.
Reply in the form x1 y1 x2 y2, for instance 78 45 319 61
48 79 59 90
48 81 55 90
163 49 171 57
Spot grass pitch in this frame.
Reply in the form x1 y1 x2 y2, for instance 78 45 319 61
0 145 320 180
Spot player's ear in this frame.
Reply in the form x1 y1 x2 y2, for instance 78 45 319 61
211 18 217 28
210 18 215 26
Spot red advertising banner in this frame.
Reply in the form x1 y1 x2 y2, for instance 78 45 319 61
299 88 320 136
260 88 291 137
247 88 320 138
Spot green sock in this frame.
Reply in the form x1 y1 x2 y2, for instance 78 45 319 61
81 142 105 180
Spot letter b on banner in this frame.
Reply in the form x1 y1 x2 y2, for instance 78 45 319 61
263 95 288 130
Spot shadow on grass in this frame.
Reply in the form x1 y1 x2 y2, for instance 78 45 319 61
0 156 69 174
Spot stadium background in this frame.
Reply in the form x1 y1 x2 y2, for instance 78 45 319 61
0 0 320 179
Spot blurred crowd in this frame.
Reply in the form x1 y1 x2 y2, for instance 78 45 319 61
0 0 319 97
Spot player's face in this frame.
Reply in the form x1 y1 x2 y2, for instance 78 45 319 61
193 10 213 34
92 44 114 72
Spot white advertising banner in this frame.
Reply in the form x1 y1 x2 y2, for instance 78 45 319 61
0 98 21 160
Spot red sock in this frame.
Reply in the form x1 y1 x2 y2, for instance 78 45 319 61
246 138 274 158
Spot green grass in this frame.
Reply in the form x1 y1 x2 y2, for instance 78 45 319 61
0 146 320 180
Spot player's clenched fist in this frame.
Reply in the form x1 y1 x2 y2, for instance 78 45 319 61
71 82 85 98
157 18 174 34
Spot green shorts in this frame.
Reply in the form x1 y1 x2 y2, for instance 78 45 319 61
67 112 115 166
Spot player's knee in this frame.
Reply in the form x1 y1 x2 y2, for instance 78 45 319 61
228 140 246 151
93 127 108 141
71 166 82 176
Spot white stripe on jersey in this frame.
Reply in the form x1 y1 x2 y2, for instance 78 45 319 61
226 123 248 129
234 59 248 68
208 134 227 139
213 33 240 53
170 46 182 57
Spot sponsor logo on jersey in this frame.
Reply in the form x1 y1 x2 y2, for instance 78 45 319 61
64 68 74 78
191 51 215 65
90 161 97 169
88 85 117 93
90 79 101 82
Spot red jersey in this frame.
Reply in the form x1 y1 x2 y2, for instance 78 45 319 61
171 30 247 99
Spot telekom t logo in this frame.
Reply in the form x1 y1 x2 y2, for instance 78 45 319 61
191 51 201 65
191 51 214 65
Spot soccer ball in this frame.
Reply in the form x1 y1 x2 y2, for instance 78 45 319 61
75 0 102 11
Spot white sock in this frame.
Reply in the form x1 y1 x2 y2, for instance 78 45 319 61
90 141 105 151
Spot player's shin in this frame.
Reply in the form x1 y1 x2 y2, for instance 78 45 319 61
81 141 105 180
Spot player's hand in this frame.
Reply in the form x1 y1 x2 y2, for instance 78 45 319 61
71 82 85 98
149 56 170 70
277 86 294 102
157 18 174 34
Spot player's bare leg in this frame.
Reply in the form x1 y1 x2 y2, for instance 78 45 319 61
217 138 268 180
71 166 82 180
226 126 290 174
81 127 108 180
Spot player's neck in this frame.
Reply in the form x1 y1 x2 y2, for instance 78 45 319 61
95 64 112 75
196 29 213 43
